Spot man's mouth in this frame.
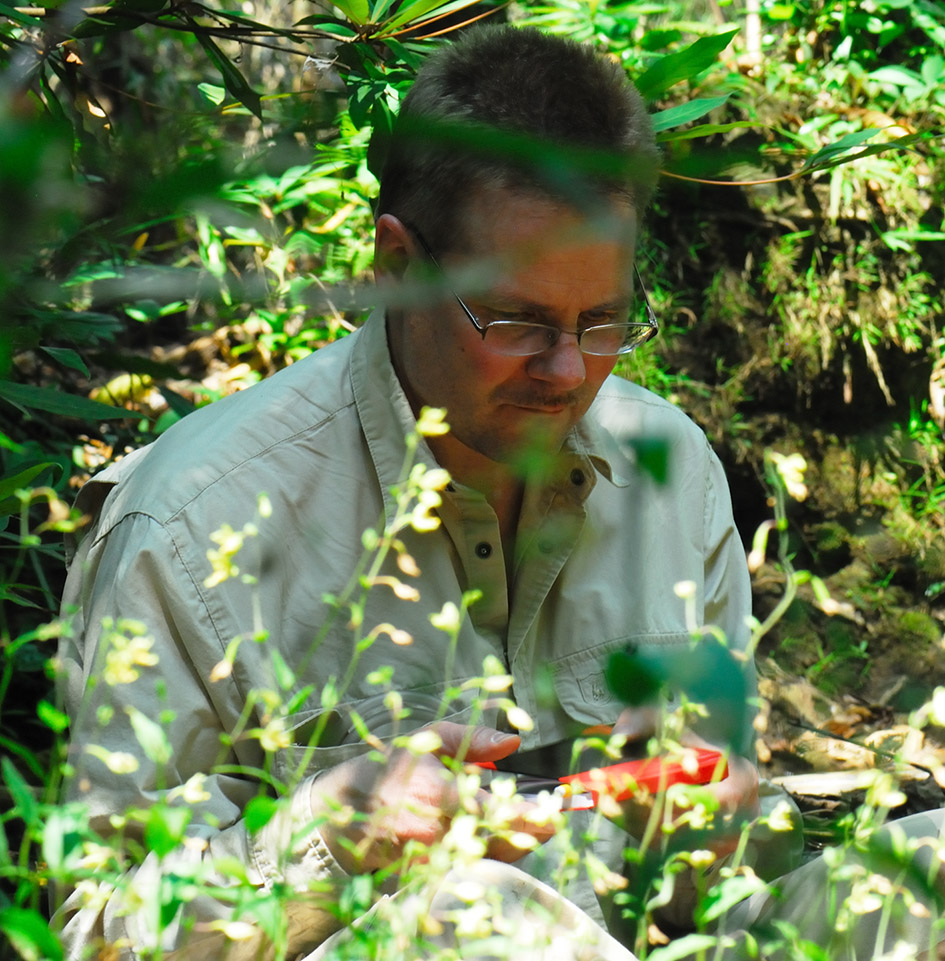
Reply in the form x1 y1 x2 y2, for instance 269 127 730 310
501 394 576 414
514 403 567 414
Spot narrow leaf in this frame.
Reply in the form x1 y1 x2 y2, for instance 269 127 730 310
40 347 89 377
650 94 731 132
634 28 739 102
0 382 132 420
657 120 755 143
0 463 59 502
648 934 719 961
801 130 932 173
194 32 262 119
0 0 43 25
0 907 65 961
383 0 478 32
37 699 71 734
126 706 173 765
158 386 198 419
270 650 296 691
800 127 879 169
1 757 38 828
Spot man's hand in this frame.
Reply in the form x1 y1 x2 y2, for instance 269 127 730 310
310 722 555 874
610 707 760 856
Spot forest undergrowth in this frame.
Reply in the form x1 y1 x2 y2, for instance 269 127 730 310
1 0 944 957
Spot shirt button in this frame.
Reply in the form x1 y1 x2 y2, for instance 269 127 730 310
538 541 554 554
570 468 585 486
475 542 492 559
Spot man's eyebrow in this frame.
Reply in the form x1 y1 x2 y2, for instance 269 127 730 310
474 292 633 315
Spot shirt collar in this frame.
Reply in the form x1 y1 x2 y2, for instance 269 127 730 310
568 391 636 488
350 309 443 525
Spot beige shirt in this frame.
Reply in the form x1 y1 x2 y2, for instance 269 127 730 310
57 310 758 958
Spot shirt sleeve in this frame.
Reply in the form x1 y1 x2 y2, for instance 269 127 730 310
701 443 758 757
56 506 351 960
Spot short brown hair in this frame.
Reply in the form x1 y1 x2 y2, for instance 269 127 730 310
376 25 660 254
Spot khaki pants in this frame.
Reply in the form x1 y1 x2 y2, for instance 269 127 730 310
304 810 945 961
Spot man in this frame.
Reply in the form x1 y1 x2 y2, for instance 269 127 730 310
57 24 944 961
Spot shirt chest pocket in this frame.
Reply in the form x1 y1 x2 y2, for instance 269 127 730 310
550 634 692 728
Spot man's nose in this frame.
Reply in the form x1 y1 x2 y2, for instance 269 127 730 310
527 331 586 389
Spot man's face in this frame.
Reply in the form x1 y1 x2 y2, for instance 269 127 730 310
384 188 639 472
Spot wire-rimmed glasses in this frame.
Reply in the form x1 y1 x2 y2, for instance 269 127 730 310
411 228 659 358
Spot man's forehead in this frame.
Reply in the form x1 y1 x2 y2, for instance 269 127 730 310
454 184 638 254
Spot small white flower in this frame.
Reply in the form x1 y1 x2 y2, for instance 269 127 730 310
404 728 442 755
210 920 257 941
765 799 797 833
257 718 290 753
430 602 461 634
416 407 450 436
209 658 233 682
506 706 534 732
770 451 809 501
85 745 140 775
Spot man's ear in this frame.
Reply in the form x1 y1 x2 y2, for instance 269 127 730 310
374 214 413 282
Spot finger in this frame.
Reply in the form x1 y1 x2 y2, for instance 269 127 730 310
612 706 659 742
434 721 521 764
708 755 760 818
483 800 557 863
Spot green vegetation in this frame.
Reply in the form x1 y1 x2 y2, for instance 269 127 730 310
1 0 944 957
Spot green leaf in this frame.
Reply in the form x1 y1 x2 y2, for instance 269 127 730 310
125 706 173 765
0 381 132 420
695 874 771 926
801 130 932 173
0 734 45 781
800 127 879 169
243 794 280 834
765 3 795 20
1 757 38 827
607 638 750 753
198 82 226 106
0 907 64 961
880 228 945 251
41 807 84 874
293 15 357 36
648 934 719 961
657 120 755 143
40 347 89 377
605 647 664 707
194 33 262 119
869 65 925 89
158 386 198 419
0 0 43 26
284 684 315 715
627 436 669 485
270 650 296 691
651 94 731 133
142 804 192 858
37 699 70 734
382 0 477 32
0 463 59 506
332 0 370 25
634 28 739 102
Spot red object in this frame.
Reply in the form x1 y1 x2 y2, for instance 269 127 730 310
559 748 728 803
